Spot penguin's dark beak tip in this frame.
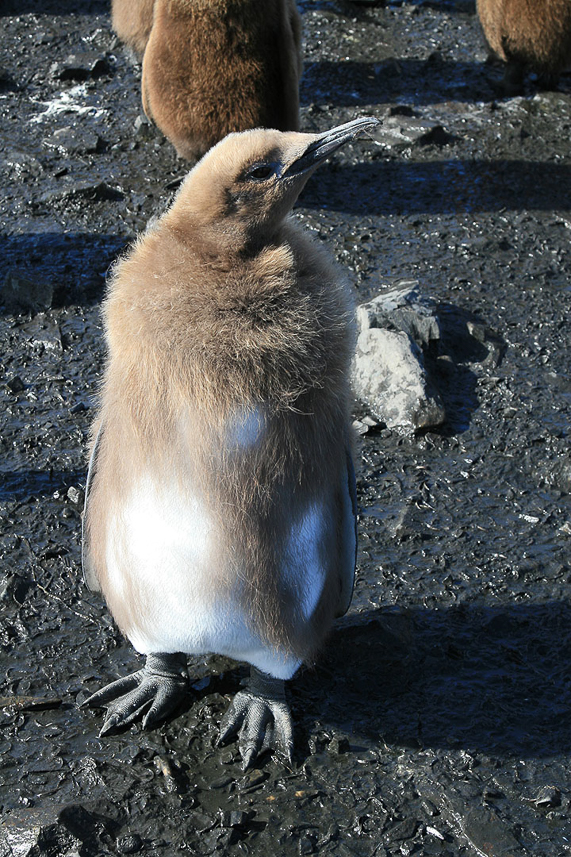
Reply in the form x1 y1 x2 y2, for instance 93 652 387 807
285 116 380 177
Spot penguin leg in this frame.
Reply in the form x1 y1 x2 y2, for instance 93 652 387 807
81 652 189 736
502 59 525 96
218 667 294 770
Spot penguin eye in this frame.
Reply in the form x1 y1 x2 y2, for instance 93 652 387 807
245 163 276 182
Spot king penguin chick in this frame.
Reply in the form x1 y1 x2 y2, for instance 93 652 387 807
477 0 571 93
111 0 156 58
140 0 303 161
81 117 378 769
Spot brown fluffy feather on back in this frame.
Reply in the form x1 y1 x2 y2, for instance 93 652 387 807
111 0 156 56
477 0 571 79
141 0 302 160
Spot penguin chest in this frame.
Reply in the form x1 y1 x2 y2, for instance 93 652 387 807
104 472 235 654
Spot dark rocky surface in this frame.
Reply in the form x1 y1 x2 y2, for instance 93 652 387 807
1 0 571 854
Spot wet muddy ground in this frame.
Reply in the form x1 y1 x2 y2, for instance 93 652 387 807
1 0 571 855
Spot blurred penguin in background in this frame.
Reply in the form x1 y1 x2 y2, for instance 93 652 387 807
113 0 303 161
477 0 571 93
111 0 156 57
81 117 378 768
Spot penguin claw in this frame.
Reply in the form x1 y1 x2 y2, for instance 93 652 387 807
82 653 189 735
81 672 140 710
218 669 294 769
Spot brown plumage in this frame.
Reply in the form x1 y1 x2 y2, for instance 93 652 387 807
477 0 571 92
137 0 303 160
111 0 156 57
81 119 378 765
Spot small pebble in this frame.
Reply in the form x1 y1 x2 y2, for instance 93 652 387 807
220 810 247 828
67 486 83 505
116 833 143 854
7 376 25 393
298 835 314 855
534 786 561 808
328 735 350 755
421 799 439 817
210 774 233 789
425 825 445 840
238 770 268 791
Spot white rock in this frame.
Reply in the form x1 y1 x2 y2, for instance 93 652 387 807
375 116 450 151
352 328 444 431
352 283 445 432
356 281 441 350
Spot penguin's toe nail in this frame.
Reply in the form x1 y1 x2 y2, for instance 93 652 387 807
99 712 121 736
239 746 256 771
238 712 266 767
98 697 149 735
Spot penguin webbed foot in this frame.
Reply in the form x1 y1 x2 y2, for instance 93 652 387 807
218 667 293 771
82 652 189 736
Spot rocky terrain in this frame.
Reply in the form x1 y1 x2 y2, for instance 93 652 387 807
1 1 571 855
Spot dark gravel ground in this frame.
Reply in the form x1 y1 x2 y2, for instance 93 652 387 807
1 1 571 855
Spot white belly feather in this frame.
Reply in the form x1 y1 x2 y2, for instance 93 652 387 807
104 469 327 680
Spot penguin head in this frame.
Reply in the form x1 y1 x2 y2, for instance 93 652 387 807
167 117 379 247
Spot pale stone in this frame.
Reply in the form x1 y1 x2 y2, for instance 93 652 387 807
356 281 441 350
352 282 445 431
352 328 444 431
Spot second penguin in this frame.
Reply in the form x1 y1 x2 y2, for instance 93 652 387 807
113 0 303 161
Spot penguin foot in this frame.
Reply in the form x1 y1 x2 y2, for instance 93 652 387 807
81 652 189 736
217 667 294 770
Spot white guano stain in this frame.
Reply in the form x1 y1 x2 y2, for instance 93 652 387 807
29 84 107 123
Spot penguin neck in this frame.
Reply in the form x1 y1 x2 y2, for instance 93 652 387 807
172 214 288 265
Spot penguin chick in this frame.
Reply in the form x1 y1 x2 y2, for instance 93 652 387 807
477 0 571 93
81 116 378 768
111 0 156 57
141 0 303 161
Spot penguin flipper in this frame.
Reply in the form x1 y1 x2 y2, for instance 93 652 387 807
217 667 293 770
81 653 189 735
335 447 358 618
81 421 104 593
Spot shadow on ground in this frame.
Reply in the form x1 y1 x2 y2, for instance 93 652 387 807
302 57 494 106
0 0 108 14
0 469 86 502
295 600 571 760
302 159 571 214
0 233 126 309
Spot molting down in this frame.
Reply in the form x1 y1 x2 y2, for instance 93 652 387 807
81 117 378 767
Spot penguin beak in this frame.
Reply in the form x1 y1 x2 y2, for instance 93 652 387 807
284 117 380 177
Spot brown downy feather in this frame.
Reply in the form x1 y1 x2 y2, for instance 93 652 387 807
83 124 370 663
477 0 571 88
111 0 156 57
86 221 354 662
141 0 302 161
